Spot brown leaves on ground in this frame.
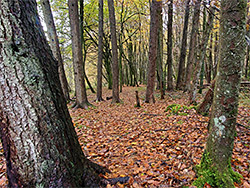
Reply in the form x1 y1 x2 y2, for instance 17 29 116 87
0 86 249 187
70 86 250 187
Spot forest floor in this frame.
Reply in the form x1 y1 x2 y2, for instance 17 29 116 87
0 86 249 187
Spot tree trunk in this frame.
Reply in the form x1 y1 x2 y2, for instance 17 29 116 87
176 0 190 90
68 0 89 109
0 0 108 187
196 80 215 115
157 7 164 98
96 0 104 101
185 0 201 91
40 0 70 101
194 0 247 187
145 0 162 103
245 46 249 78
213 31 219 79
108 0 120 103
167 0 174 91
190 3 214 104
79 0 95 94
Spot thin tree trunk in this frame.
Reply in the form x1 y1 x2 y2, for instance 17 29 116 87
96 0 104 101
190 3 214 104
0 0 108 186
176 0 190 90
40 0 70 101
69 0 90 109
145 0 162 103
167 0 174 91
108 0 120 103
79 0 95 94
185 0 201 91
245 46 249 78
194 0 247 187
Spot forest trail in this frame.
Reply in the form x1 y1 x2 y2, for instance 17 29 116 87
0 86 249 187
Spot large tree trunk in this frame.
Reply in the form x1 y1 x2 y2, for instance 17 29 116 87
108 0 120 103
0 0 107 187
176 0 190 90
68 0 89 109
145 0 162 103
185 0 201 91
40 0 70 101
96 0 104 101
167 0 174 91
194 0 247 187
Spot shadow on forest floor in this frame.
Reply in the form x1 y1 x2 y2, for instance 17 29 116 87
0 86 249 187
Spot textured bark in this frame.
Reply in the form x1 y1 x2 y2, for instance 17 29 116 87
194 0 247 187
185 0 201 91
176 0 190 90
196 80 215 115
108 0 120 103
40 0 70 101
167 0 174 91
68 0 89 108
96 0 104 101
145 0 162 103
0 0 107 187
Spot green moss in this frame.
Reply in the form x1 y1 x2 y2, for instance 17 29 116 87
193 151 242 188
165 104 196 116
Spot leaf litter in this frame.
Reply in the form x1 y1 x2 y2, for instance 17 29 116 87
0 86 249 187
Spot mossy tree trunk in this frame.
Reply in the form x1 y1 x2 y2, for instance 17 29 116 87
194 0 247 187
0 0 107 187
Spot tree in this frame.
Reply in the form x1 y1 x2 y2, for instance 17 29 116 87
185 0 201 91
145 0 162 103
0 0 108 186
167 0 174 91
68 0 90 108
40 0 70 101
96 0 104 101
194 0 247 187
108 0 120 103
176 0 190 90
79 0 96 94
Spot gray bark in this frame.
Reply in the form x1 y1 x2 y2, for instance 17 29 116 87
0 0 107 186
96 0 104 101
108 0 120 103
68 0 89 108
40 0 70 101
176 0 190 90
185 0 201 91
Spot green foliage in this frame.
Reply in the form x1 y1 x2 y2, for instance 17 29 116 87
193 151 242 188
165 104 196 116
